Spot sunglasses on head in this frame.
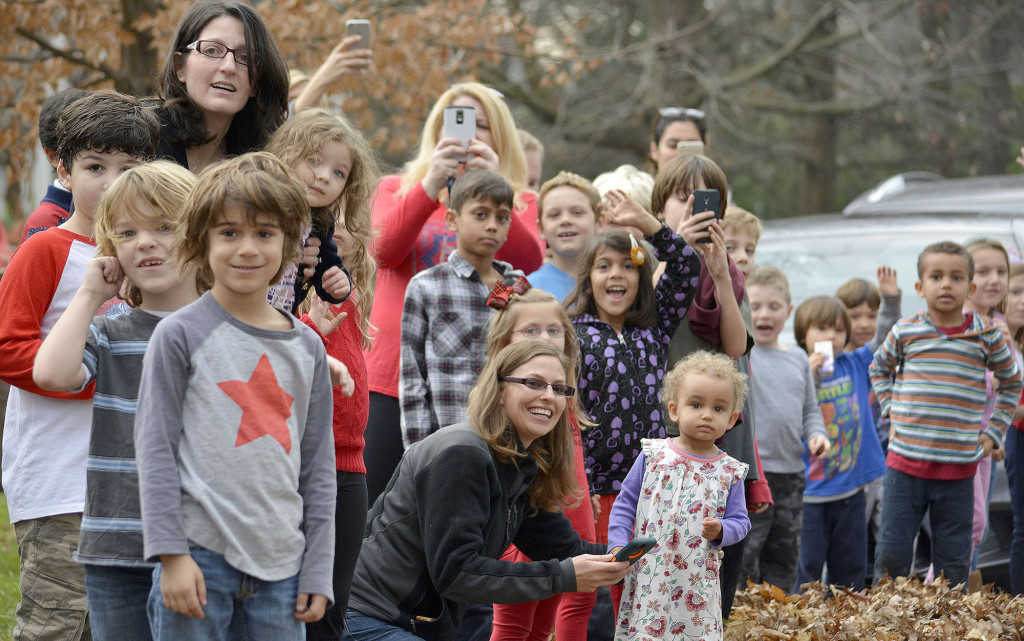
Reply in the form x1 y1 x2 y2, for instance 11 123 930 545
658 107 705 120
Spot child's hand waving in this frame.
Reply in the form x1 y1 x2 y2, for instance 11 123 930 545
604 189 662 237
877 266 898 296
308 292 348 338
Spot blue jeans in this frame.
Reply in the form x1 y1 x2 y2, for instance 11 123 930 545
85 564 154 641
148 545 304 641
873 467 973 589
1006 426 1024 594
342 612 419 641
793 489 867 592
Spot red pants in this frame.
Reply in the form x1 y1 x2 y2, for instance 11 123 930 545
490 439 598 641
594 493 625 624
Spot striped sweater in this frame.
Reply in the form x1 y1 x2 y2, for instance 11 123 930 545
869 311 1022 465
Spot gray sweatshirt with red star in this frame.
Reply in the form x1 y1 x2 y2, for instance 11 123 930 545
135 292 336 600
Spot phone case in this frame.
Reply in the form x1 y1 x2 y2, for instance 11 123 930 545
692 188 720 243
614 537 657 565
443 106 476 162
345 19 371 49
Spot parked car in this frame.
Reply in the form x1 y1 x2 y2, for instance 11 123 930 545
755 172 1024 591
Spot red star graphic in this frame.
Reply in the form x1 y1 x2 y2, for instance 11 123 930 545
218 353 294 453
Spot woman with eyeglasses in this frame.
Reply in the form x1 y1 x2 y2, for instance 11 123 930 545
648 107 707 176
344 340 629 641
363 82 545 507
153 0 289 174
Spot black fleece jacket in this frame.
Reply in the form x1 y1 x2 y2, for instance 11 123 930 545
348 423 604 640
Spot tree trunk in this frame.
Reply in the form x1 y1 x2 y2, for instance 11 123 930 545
796 6 837 215
118 0 162 96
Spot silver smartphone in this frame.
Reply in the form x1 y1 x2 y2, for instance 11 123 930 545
675 140 705 156
443 105 476 162
345 19 371 48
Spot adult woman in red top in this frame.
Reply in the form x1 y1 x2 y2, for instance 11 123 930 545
363 82 544 504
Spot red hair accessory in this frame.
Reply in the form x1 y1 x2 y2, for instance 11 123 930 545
487 276 531 310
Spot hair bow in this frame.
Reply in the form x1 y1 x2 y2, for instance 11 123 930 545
487 276 531 310
629 234 646 266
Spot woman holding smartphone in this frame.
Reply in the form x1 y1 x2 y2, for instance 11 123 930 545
363 82 544 506
648 107 707 176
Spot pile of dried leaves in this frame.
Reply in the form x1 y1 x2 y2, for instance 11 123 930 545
725 577 1024 641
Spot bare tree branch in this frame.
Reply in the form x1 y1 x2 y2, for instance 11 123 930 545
14 28 121 84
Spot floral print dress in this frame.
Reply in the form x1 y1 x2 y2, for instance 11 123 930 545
615 439 748 641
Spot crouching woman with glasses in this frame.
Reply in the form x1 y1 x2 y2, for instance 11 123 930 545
343 341 630 641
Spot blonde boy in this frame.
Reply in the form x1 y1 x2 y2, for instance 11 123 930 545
0 89 159 640
135 153 336 639
34 161 199 639
721 206 762 278
741 266 828 592
528 171 602 301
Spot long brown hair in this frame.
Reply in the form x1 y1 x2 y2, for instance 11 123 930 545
564 231 659 329
467 341 577 513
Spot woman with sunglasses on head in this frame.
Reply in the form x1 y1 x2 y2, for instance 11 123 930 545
363 82 545 507
153 0 289 175
344 340 629 641
647 107 708 177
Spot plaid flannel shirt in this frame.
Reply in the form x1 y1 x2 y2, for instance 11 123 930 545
399 251 523 447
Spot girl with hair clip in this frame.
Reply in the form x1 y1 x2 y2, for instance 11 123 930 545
485 284 597 641
564 195 704 556
363 81 545 506
153 0 289 174
265 109 379 314
647 107 707 177
266 111 379 639
1004 263 1024 594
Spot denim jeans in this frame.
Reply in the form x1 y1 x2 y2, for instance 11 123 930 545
1006 426 1024 594
148 545 303 641
85 564 154 641
873 467 973 589
342 612 419 641
793 489 867 592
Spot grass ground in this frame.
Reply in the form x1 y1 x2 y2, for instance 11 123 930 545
0 495 17 641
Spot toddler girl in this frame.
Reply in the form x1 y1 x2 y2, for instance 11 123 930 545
266 108 358 314
564 197 702 544
608 351 750 641
484 285 595 641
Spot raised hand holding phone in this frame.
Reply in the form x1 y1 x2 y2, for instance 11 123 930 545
691 189 720 244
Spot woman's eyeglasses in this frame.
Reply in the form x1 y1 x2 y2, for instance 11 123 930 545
501 377 575 398
511 327 566 339
186 40 258 67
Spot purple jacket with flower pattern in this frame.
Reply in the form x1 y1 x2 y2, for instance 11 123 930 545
574 225 700 495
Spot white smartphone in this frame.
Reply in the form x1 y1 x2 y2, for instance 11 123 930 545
345 19 371 48
675 140 705 156
813 341 835 376
443 105 476 162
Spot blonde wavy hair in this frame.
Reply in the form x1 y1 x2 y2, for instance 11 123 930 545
175 152 308 291
399 82 526 198
94 161 196 307
267 109 381 345
468 341 578 513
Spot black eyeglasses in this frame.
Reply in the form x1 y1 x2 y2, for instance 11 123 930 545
658 107 705 120
501 377 575 398
512 327 566 339
186 40 257 67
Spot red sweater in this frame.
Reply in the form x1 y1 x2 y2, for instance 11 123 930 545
364 176 543 398
302 298 369 473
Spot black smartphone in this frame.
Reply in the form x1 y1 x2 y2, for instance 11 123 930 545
613 537 657 565
692 188 720 244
